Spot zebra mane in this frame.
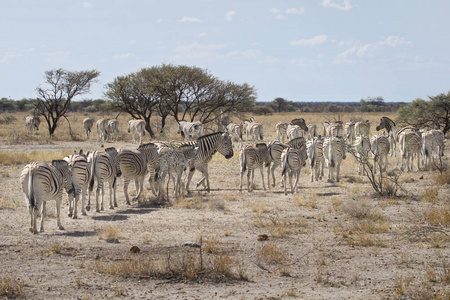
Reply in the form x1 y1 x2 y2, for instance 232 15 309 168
52 159 69 169
138 142 157 150
382 117 395 132
198 131 226 141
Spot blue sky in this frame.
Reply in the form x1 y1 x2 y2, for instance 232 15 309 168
1 0 449 102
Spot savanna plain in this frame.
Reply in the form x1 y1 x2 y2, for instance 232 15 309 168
0 111 449 299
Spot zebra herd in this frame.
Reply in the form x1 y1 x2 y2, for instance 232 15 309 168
19 115 446 233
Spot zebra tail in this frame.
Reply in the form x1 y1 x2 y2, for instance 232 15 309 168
28 167 35 209
260 127 263 140
240 150 247 173
281 154 287 176
89 153 97 192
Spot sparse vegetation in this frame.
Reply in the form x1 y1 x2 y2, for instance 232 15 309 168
0 277 24 298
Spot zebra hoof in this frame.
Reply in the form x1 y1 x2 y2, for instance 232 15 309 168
85 205 90 212
58 226 65 231
72 215 78 219
82 211 87 216
68 212 72 218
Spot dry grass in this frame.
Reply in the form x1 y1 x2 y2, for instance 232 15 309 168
97 225 122 243
434 170 450 185
258 243 289 265
0 150 73 166
48 242 62 255
421 188 439 204
0 276 24 298
424 207 450 226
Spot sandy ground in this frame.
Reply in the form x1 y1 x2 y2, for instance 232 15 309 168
0 139 449 299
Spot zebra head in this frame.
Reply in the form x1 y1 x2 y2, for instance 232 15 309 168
376 117 395 133
217 132 234 159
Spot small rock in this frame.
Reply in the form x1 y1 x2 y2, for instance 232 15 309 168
130 245 140 253
257 234 269 241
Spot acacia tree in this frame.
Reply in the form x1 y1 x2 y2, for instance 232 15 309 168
35 68 100 137
104 70 159 138
397 92 450 134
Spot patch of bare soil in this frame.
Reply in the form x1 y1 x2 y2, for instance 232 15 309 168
1 140 449 299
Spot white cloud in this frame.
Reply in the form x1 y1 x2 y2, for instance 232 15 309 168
1 48 35 63
270 8 280 14
129 40 136 45
275 14 286 20
44 51 71 63
286 8 304 14
321 0 352 11
225 50 261 59
112 53 133 60
198 32 207 38
180 16 202 23
226 10 236 21
156 18 163 24
82 2 92 9
172 42 227 60
289 58 308 66
335 36 413 64
291 35 328 46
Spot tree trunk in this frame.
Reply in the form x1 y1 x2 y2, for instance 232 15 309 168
160 115 167 133
144 119 155 138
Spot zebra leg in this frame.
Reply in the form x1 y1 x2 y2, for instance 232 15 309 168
283 169 288 195
108 183 114 209
81 187 87 215
185 168 195 196
293 170 300 193
39 201 45 233
72 191 79 219
30 205 38 234
247 168 252 192
336 163 341 182
239 169 244 192
289 170 294 193
95 183 102 212
133 177 145 202
123 179 131 205
55 197 64 231
68 192 74 218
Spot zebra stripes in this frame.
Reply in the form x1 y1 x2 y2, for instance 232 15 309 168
422 129 445 169
323 121 344 138
245 122 264 145
25 115 40 134
323 136 346 182
355 120 371 138
276 122 289 143
107 119 119 142
83 118 95 138
157 144 189 199
184 132 234 195
370 135 390 174
119 142 159 204
286 124 306 140
128 119 146 144
307 136 325 181
281 144 308 195
268 141 287 187
226 122 244 149
20 160 73 234
64 151 90 218
307 123 318 140
375 117 398 156
177 121 204 142
240 145 267 192
399 131 422 172
352 136 371 175
96 118 109 143
87 147 120 212
345 121 355 144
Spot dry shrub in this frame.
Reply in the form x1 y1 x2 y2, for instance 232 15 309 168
98 225 122 242
294 194 318 209
346 234 387 247
424 207 450 226
0 197 20 210
0 276 24 298
93 248 247 282
203 236 219 254
421 188 439 204
254 214 307 237
250 200 269 217
342 199 384 220
434 170 450 185
48 242 62 255
173 193 205 210
258 243 289 265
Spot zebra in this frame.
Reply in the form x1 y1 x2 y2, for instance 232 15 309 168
226 122 244 149
307 123 318 140
323 136 346 182
352 136 371 175
345 121 355 144
355 120 371 138
87 147 121 212
281 144 308 195
218 113 230 132
83 117 95 138
399 131 422 172
64 150 90 218
375 117 400 156
306 136 325 181
156 144 189 199
118 142 159 204
239 144 268 192
25 115 40 134
184 132 234 195
107 119 119 142
177 120 204 142
276 122 289 143
287 124 306 141
323 121 344 138
421 129 445 169
96 118 109 143
290 118 308 132
245 121 263 145
128 119 146 144
20 160 73 234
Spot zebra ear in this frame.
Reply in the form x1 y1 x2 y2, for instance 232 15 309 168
79 149 84 155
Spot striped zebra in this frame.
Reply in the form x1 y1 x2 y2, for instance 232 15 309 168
64 150 90 218
352 136 371 175
290 118 308 132
287 124 306 140
118 142 159 204
226 122 244 149
281 144 308 195
25 115 40 134
323 136 346 182
421 129 444 169
307 136 325 181
239 144 268 192
184 132 234 195
218 114 230 132
399 131 422 172
276 122 289 143
355 120 371 138
87 147 121 212
156 144 189 199
375 117 399 156
345 121 355 144
177 120 204 142
307 123 318 140
323 121 344 138
245 121 264 145
128 119 146 144
107 119 119 142
83 117 95 138
20 160 73 234
256 142 273 188
96 118 109 143
370 135 390 174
